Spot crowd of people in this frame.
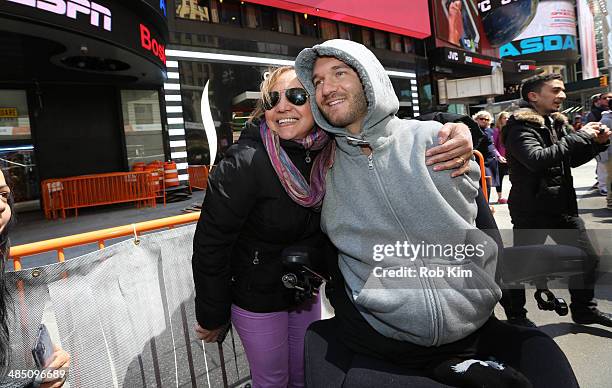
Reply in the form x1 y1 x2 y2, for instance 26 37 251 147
470 91 612 213
191 39 611 387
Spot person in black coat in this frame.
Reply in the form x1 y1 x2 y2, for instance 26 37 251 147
473 110 500 201
584 93 610 123
191 66 476 387
585 93 612 195
500 73 612 328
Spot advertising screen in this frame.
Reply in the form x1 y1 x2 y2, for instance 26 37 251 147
0 0 168 67
242 0 431 38
432 0 538 58
499 0 578 63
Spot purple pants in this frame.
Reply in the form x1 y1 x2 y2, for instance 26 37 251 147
231 296 321 388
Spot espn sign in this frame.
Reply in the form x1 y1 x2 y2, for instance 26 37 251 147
6 0 112 31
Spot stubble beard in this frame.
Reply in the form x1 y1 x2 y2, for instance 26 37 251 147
320 92 368 129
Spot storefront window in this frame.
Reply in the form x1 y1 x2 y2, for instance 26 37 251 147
242 4 261 28
217 0 242 25
374 30 389 49
320 19 338 40
260 6 278 31
209 0 220 22
297 14 318 38
121 90 164 168
338 23 351 40
390 78 417 118
175 0 210 21
179 61 267 165
0 90 38 202
361 29 373 47
404 37 416 54
390 34 402 52
0 90 30 141
277 10 295 34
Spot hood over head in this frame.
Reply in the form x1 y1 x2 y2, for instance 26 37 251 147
295 39 399 142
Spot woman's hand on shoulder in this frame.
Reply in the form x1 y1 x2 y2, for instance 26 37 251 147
426 122 473 177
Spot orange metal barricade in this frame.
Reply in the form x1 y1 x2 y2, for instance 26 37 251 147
187 165 209 192
473 150 495 212
473 150 489 200
9 212 201 270
145 163 166 207
41 171 159 220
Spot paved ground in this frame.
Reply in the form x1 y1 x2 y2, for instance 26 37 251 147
10 160 612 387
489 159 612 388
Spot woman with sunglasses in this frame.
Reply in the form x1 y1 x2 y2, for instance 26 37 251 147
192 66 474 388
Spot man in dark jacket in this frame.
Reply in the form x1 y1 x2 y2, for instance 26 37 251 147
586 93 612 195
584 93 610 123
501 73 612 328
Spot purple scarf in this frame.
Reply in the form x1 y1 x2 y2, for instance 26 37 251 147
260 120 335 209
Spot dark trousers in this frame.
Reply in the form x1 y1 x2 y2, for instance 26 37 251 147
325 278 578 388
495 163 508 193
500 214 600 318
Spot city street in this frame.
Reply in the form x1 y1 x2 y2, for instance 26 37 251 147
3 0 612 386
10 158 612 387
490 159 612 388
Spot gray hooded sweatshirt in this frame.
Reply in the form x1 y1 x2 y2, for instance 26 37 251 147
295 39 501 347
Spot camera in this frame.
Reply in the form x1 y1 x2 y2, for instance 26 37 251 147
281 247 328 304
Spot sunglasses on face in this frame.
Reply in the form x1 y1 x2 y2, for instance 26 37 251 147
263 88 309 110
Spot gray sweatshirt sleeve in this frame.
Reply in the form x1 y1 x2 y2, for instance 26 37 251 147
425 155 480 226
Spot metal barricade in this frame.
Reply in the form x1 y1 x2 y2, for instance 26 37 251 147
8 213 251 388
473 150 490 200
41 171 159 219
187 165 210 192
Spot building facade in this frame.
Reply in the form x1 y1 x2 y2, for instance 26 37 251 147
164 0 433 168
0 0 170 207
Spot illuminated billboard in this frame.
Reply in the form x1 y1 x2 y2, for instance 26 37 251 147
499 0 578 63
0 0 168 67
432 0 537 59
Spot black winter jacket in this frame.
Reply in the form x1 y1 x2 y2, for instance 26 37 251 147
416 112 489 157
585 105 605 123
503 108 608 218
192 120 335 330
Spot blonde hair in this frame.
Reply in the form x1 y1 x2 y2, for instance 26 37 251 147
495 111 510 129
248 66 296 122
472 110 492 125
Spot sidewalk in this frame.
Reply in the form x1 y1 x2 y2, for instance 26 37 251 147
490 159 612 388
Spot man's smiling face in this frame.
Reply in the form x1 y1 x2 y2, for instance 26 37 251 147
312 56 368 135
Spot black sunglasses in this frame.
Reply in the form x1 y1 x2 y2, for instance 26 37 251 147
263 88 309 110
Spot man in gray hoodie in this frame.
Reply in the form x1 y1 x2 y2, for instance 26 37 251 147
295 39 577 388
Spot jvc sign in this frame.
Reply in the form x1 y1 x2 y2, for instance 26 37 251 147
500 35 576 58
5 0 112 31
